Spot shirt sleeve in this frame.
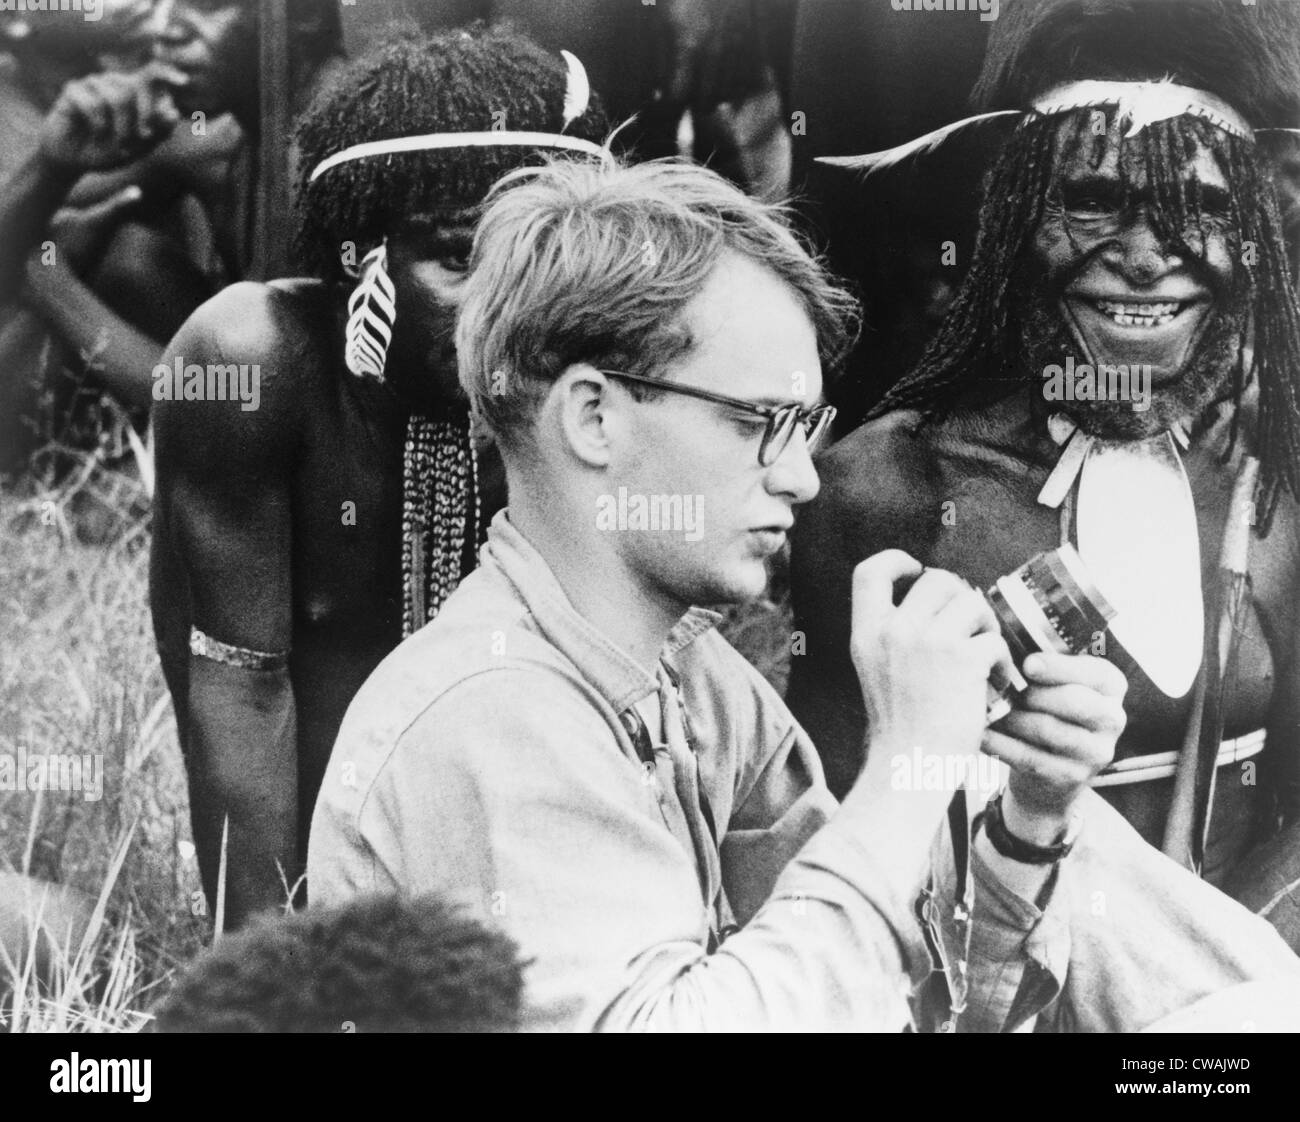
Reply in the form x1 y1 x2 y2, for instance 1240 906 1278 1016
340 667 936 1032
924 832 1069 1034
924 788 1300 1033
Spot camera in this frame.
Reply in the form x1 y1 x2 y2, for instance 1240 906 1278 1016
983 544 1117 723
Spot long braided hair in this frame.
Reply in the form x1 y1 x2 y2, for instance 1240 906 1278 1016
872 109 1300 532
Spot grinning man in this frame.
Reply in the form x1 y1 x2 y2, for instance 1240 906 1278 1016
150 24 606 928
789 0 1300 945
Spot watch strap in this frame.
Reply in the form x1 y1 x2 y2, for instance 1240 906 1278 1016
979 791 1079 865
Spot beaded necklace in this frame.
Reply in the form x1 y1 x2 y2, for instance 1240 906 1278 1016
400 413 484 637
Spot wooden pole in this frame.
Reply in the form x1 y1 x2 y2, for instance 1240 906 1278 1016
253 0 292 280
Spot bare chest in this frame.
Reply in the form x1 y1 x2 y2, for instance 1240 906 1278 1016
918 442 1297 752
289 391 407 639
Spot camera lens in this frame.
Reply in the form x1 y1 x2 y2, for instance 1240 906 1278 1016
983 544 1117 721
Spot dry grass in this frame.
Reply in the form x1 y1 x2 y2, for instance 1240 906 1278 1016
0 438 208 1032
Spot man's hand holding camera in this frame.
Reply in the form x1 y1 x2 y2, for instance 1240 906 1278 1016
987 651 1126 845
844 550 1126 895
850 550 1010 770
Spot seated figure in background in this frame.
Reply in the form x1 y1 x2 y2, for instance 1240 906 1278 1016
150 24 607 928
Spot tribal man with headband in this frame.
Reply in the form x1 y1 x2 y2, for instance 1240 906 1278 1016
150 24 607 928
790 0 1300 945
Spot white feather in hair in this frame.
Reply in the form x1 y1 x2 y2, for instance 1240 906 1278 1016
817 111 1021 181
345 242 398 381
561 50 591 129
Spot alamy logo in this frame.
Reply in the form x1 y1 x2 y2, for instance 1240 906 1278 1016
596 488 704 542
890 746 1008 795
152 357 261 411
0 0 103 21
0 748 102 801
1042 356 1152 413
50 1054 150 1101
890 0 999 22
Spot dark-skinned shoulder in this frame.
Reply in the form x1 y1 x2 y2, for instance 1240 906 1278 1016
152 279 335 483
799 409 945 573
791 409 944 652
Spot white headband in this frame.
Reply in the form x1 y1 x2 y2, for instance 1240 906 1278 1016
309 131 608 182
308 48 606 183
1030 79 1255 141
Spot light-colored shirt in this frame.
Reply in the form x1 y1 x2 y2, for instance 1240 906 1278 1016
308 511 1300 1031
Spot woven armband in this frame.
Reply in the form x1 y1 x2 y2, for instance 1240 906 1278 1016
189 627 289 672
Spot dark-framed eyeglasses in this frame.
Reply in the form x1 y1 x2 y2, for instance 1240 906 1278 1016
599 369 836 468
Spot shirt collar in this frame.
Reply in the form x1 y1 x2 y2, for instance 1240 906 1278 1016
481 510 721 713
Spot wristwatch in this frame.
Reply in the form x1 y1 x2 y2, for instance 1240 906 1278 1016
979 791 1080 865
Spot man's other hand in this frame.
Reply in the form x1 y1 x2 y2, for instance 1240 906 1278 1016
983 652 1127 842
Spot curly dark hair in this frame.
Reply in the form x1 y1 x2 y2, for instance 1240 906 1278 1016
972 0 1300 126
292 20 607 283
152 895 525 1033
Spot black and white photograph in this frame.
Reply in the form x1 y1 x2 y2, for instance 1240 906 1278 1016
2 0 1300 1065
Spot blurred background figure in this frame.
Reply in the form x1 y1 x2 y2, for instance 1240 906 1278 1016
340 0 800 202
788 0 990 167
0 0 159 475
0 0 342 479
790 0 992 431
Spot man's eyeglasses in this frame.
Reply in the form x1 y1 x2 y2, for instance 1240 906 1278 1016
600 370 836 468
